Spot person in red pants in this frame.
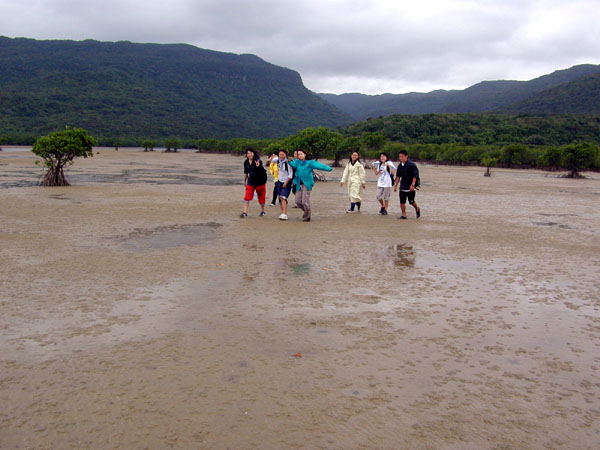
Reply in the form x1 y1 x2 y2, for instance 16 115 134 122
240 148 268 218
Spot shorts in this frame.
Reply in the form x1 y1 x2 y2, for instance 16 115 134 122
399 190 416 204
376 187 392 201
244 184 266 204
277 181 292 200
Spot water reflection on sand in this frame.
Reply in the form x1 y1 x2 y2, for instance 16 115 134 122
1 151 599 449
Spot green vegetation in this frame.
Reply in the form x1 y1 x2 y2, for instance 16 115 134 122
0 36 351 144
502 72 600 114
320 64 600 120
164 139 183 153
345 113 600 146
141 140 157 152
481 157 497 177
4 37 599 176
32 127 97 186
560 142 599 178
188 126 600 174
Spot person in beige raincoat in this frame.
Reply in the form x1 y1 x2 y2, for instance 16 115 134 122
340 150 366 213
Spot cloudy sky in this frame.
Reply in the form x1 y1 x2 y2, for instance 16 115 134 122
1 0 599 94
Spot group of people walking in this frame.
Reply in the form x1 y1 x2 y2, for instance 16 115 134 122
241 148 420 221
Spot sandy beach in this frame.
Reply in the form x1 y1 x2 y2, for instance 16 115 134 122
1 148 599 449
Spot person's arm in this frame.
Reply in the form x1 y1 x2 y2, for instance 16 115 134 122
283 166 293 187
311 161 333 172
340 164 349 186
409 163 419 191
372 161 380 176
393 171 400 191
359 164 366 189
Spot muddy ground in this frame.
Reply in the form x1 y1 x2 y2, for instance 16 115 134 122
1 149 599 449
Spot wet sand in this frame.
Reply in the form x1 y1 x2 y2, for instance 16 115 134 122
1 149 599 449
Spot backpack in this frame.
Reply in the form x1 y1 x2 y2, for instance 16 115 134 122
256 163 267 185
408 160 420 189
386 164 395 185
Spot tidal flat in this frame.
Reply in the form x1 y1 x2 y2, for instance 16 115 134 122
1 149 599 449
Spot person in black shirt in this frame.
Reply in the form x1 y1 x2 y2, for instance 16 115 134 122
393 150 421 219
241 148 268 218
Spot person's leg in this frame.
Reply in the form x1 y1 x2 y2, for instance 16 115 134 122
257 184 267 214
383 188 391 215
400 191 408 218
272 182 281 205
300 186 311 220
279 186 291 219
377 188 385 213
242 185 255 216
408 191 420 218
296 185 306 211
303 188 312 220
296 196 304 211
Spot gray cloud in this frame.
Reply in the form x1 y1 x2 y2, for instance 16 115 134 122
1 0 599 94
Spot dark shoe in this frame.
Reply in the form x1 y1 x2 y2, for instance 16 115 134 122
382 209 388 215
399 216 407 220
379 207 384 214
259 211 266 216
240 212 248 218
302 217 311 222
416 208 421 219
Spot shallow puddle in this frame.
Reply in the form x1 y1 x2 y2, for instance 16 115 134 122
120 222 223 249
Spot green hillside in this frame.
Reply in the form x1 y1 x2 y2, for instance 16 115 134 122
320 65 600 120
501 72 600 114
0 37 352 144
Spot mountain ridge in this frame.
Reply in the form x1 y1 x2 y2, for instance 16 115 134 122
0 36 352 143
319 64 600 119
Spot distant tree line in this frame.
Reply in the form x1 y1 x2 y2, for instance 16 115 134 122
9 113 600 177
194 127 600 177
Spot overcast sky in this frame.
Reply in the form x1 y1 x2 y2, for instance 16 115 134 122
2 0 599 94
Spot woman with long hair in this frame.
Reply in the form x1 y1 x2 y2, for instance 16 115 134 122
240 148 268 218
340 150 366 213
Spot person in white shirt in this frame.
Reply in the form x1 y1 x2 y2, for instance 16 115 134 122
266 149 294 221
372 152 396 215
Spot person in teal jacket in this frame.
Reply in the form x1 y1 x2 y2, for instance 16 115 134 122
288 148 333 222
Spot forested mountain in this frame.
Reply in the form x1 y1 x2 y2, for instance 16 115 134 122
501 72 600 114
320 64 600 120
0 37 352 143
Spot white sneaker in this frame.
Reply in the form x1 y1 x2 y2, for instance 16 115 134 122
279 213 288 220
346 210 355 214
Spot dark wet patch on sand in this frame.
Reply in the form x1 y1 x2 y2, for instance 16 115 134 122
70 168 240 185
533 221 571 229
117 222 223 249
